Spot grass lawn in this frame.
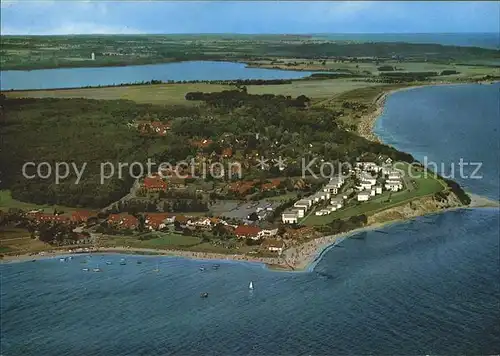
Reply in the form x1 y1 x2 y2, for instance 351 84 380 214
5 78 385 105
265 192 298 202
0 190 89 214
100 232 201 249
5 83 231 105
0 227 49 254
304 163 445 226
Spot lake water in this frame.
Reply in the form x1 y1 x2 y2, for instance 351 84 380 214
0 61 315 91
1 85 499 354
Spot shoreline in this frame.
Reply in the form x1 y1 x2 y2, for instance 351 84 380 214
356 80 499 143
2 206 497 270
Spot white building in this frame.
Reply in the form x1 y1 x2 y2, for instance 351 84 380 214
357 191 371 201
327 205 337 212
292 208 305 218
360 172 377 185
370 188 376 196
323 184 338 195
282 211 298 224
385 182 402 192
91 52 95 61
294 199 313 209
356 162 380 172
258 228 279 238
375 185 383 194
330 197 343 209
387 171 402 180
358 181 374 190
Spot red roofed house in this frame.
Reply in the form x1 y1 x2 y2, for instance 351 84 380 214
222 148 233 158
71 210 93 223
143 175 168 192
138 121 171 136
261 179 282 191
120 215 139 229
38 214 69 223
191 139 213 149
234 225 262 240
145 213 174 230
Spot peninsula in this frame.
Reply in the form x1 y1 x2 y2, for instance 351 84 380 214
1 35 499 268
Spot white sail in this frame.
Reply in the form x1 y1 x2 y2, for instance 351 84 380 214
249 281 254 290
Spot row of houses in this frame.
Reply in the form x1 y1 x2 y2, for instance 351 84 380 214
355 162 404 202
27 210 95 224
282 176 346 223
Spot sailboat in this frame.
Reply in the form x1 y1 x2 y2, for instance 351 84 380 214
93 263 102 272
153 262 160 272
249 281 254 290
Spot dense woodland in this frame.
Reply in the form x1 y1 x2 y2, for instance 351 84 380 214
2 90 416 208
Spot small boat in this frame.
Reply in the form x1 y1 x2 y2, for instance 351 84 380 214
119 259 126 265
82 268 89 272
136 261 142 265
249 281 254 290
105 261 112 265
93 264 102 272
200 292 209 298
212 264 220 270
59 258 66 262
199 267 206 272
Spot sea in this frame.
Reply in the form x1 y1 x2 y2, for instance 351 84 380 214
1 83 500 355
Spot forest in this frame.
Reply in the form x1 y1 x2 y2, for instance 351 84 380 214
1 91 415 209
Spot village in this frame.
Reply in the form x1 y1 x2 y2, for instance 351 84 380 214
3 150 408 258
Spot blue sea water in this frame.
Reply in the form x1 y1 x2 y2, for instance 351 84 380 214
375 83 500 201
1 84 500 355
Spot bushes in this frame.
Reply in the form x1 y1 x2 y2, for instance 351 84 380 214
377 65 395 71
443 178 471 205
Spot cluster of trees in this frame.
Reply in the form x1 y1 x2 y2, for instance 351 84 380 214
316 214 368 235
185 89 311 109
442 178 471 205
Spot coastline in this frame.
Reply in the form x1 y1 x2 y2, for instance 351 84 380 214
2 80 498 272
356 80 500 143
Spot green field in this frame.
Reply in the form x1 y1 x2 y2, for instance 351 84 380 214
0 190 88 213
100 232 202 249
3 78 384 104
303 164 446 226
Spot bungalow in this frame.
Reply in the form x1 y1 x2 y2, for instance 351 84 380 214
261 239 285 254
374 185 383 194
326 205 337 212
292 207 305 218
315 210 329 216
234 225 262 240
281 211 298 224
387 171 402 180
330 197 343 209
356 162 380 172
358 181 374 190
360 172 377 185
258 228 279 238
323 184 338 195
329 176 345 187
370 188 376 196
385 182 403 192
294 199 312 209
357 191 371 202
